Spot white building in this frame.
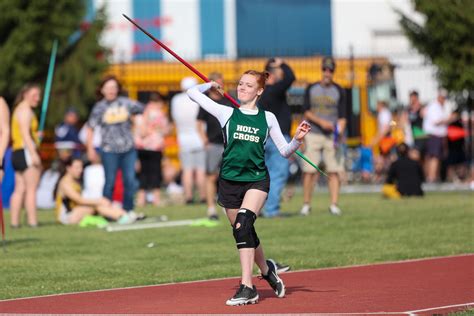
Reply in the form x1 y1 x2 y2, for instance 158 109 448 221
332 0 439 106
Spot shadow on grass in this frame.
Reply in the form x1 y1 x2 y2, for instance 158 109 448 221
2 238 41 247
36 221 60 227
260 212 301 219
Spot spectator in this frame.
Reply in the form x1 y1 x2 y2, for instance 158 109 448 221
373 100 394 154
54 157 134 225
9 84 42 228
79 123 105 200
36 162 60 209
259 58 295 218
301 57 346 216
135 92 170 207
407 90 426 160
422 89 457 182
171 77 206 204
372 100 394 182
197 72 232 219
353 146 374 183
86 76 144 215
394 107 413 147
0 97 9 183
444 111 468 182
384 143 424 197
54 106 82 160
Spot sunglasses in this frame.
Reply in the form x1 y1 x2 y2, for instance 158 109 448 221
323 67 334 73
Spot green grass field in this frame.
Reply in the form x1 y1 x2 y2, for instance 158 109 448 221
0 190 472 300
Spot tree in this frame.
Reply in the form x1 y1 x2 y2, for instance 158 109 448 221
0 0 109 128
398 0 474 94
52 7 109 126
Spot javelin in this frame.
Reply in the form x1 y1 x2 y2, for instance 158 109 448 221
39 39 59 143
122 14 327 176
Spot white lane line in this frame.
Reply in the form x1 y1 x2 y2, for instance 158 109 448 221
105 219 196 232
405 302 474 315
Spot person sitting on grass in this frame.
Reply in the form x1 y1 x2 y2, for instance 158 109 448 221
54 157 135 225
383 143 424 198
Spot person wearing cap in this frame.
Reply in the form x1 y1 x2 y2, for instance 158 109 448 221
55 106 82 160
259 58 295 218
422 88 457 182
171 77 206 204
300 57 346 216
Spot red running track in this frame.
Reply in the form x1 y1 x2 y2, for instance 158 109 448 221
1 254 473 314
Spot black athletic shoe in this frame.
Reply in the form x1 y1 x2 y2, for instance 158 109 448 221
208 214 219 221
225 284 259 306
273 260 291 273
261 259 286 298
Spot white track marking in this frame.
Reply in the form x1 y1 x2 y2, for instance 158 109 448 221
405 302 474 315
105 219 196 232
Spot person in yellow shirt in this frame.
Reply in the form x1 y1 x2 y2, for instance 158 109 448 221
0 97 9 183
54 157 135 225
10 84 42 228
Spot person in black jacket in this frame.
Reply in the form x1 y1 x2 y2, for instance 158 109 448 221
259 58 296 217
196 72 233 220
386 143 424 196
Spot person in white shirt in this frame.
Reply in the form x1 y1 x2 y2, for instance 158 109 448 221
171 77 206 204
375 101 393 146
422 89 457 182
79 123 105 199
371 100 394 182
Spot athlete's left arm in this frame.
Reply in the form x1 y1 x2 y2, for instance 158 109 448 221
266 112 302 158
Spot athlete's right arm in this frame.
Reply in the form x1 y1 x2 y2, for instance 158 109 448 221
187 83 233 127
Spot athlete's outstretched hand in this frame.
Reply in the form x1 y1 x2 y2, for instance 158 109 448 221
294 120 311 141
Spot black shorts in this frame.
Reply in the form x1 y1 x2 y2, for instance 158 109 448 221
12 149 32 172
413 138 427 155
217 176 270 209
425 135 445 159
137 150 163 190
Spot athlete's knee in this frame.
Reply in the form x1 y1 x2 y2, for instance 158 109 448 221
232 208 260 249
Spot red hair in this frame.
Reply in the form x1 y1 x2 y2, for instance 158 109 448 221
243 70 269 90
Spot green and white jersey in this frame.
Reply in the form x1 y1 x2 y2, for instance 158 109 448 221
187 83 303 182
221 108 268 181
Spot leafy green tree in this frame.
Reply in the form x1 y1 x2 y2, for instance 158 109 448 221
398 0 474 94
52 7 109 126
0 0 108 128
